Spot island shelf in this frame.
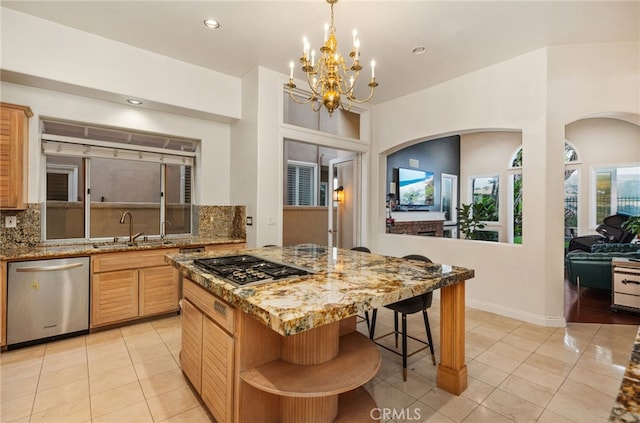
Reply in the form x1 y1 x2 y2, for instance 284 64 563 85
240 330 380 397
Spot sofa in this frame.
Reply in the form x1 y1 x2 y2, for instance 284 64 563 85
566 243 640 292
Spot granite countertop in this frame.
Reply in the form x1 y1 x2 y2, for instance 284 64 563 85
166 244 475 336
611 326 640 421
0 236 245 261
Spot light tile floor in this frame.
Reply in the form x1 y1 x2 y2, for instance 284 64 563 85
0 304 636 422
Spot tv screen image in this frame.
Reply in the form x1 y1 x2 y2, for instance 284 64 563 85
398 168 435 206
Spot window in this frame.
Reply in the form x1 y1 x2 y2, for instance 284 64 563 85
564 169 579 237
510 174 523 243
286 161 317 206
471 176 499 222
42 120 195 241
46 156 84 240
593 165 640 225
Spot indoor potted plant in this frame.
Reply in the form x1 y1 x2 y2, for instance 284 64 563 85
622 215 640 242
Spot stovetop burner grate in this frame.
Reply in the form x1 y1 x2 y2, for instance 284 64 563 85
193 255 311 286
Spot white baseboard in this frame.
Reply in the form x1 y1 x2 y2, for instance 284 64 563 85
432 291 567 328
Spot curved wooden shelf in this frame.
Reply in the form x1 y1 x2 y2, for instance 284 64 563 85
240 332 380 398
335 387 377 422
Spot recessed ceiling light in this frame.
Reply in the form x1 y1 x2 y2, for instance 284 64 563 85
412 46 427 55
126 99 143 105
203 19 220 30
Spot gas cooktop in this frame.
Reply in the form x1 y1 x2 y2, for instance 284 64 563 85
193 254 312 287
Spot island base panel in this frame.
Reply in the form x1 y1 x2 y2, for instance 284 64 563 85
334 388 376 422
281 395 338 423
282 321 339 365
437 364 468 395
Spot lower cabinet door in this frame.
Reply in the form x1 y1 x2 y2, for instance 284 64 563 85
181 299 203 393
92 270 138 327
139 266 178 316
202 317 234 423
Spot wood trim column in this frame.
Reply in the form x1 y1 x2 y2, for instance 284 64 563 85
437 280 467 395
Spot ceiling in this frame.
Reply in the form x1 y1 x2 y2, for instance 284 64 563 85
2 1 639 105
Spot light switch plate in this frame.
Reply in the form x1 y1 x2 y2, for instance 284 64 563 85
5 216 17 228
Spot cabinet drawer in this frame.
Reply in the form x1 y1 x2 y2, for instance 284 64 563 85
92 248 179 273
613 268 640 295
183 278 235 334
614 292 640 310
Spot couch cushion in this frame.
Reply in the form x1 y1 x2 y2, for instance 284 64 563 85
591 243 640 253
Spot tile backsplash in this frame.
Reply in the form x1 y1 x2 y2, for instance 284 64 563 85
0 203 42 247
193 205 246 239
0 204 245 249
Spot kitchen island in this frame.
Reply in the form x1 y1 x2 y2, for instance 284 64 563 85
166 244 475 423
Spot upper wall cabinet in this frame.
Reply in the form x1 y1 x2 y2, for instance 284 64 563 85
0 103 32 210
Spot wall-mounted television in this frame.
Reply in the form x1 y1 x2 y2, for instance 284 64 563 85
397 167 435 206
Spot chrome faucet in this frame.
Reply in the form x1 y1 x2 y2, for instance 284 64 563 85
119 211 143 243
160 220 172 240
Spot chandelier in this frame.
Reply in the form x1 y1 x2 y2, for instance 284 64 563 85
286 0 378 116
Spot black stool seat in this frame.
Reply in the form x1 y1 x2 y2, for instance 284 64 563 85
386 294 432 315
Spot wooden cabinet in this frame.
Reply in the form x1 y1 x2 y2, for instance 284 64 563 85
91 248 179 328
1 261 6 348
139 266 178 316
92 269 139 326
181 298 203 392
0 103 32 210
612 258 640 313
181 278 235 423
202 317 234 422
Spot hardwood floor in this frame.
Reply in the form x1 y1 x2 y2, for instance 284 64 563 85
565 277 640 325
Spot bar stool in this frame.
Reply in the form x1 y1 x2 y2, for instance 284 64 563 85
350 246 372 330
369 254 436 381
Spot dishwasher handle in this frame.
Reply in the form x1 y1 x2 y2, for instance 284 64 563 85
16 262 85 272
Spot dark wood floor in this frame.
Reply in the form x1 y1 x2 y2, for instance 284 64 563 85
565 278 640 325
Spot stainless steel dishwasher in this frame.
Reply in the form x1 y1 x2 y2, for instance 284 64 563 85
7 257 90 347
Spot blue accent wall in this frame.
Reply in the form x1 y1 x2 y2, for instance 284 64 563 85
387 135 460 212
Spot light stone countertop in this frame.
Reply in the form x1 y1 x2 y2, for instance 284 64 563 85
166 244 475 336
610 326 640 421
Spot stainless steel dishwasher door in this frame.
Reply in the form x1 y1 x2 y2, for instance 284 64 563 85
7 257 90 346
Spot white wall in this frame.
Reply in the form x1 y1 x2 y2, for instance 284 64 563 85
230 68 260 247
1 82 232 206
372 48 553 325
1 7 239 206
370 42 639 326
1 7 241 121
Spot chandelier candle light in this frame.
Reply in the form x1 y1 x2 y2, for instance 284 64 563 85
287 0 378 116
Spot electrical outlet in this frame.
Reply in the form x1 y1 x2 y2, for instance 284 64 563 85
5 216 17 228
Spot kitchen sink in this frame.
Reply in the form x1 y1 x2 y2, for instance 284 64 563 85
92 243 132 249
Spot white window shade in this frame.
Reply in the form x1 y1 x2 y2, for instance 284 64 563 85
42 138 194 166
